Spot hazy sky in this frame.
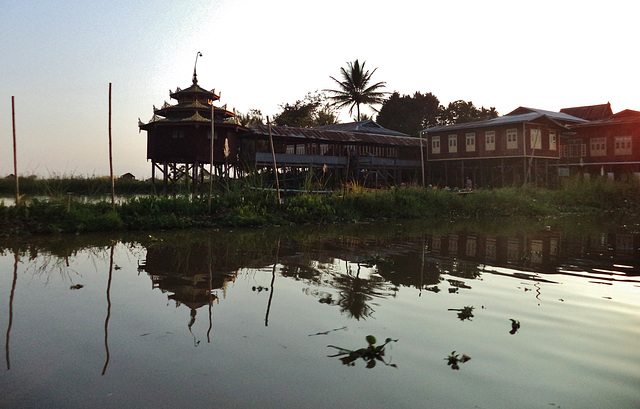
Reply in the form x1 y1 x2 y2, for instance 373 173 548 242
1 0 638 179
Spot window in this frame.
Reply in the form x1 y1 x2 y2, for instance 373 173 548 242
448 134 458 153
507 128 518 149
549 130 557 151
485 131 495 151
564 139 585 158
466 133 476 152
172 130 184 139
431 136 441 154
296 145 305 155
590 137 606 156
530 129 542 150
615 136 632 155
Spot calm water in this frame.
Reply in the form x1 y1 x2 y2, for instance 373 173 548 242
1 220 639 409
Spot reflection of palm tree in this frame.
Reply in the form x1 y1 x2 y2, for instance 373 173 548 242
332 263 393 320
325 59 387 121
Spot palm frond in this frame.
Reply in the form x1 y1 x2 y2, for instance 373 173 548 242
324 59 388 121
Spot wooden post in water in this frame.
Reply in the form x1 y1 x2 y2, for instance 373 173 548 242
108 83 115 210
266 116 281 204
11 96 19 206
419 130 425 187
208 94 215 212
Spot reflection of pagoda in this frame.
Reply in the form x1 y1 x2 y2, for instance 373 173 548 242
139 243 237 310
138 56 247 194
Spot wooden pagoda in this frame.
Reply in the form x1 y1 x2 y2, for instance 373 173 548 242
139 63 247 194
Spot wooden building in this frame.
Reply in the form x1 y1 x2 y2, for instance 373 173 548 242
562 107 640 180
138 70 247 194
239 120 425 188
422 107 588 188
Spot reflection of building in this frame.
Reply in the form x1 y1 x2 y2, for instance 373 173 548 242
139 243 238 310
426 229 639 276
427 230 564 273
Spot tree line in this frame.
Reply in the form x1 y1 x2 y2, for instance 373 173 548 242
238 59 499 137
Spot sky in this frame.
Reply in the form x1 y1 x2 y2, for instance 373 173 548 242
1 0 638 179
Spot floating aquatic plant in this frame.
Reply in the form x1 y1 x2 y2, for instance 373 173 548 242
448 305 474 321
509 319 520 334
445 351 471 370
328 335 398 368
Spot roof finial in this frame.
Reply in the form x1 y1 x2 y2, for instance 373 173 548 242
193 51 203 84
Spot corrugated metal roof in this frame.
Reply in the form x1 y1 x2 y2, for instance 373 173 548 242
315 120 408 137
246 123 422 147
423 108 587 134
505 107 588 123
569 109 640 128
560 103 613 121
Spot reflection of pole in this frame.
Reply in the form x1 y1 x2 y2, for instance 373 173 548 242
102 246 114 376
6 252 18 370
266 116 281 204
11 96 19 205
207 235 213 343
419 236 425 296
265 237 280 326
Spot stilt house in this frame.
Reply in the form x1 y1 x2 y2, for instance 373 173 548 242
422 107 588 188
139 70 247 193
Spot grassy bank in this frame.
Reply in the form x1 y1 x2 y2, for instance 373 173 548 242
0 175 155 197
1 177 639 235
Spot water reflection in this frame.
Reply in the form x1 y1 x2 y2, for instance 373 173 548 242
101 246 113 375
5 252 18 370
1 220 640 408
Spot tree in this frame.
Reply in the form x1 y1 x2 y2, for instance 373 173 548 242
437 100 499 125
271 91 338 127
237 109 264 127
325 59 388 122
376 91 440 136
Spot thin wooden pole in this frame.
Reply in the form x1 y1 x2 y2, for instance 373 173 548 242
208 99 215 212
419 130 425 187
266 116 281 204
108 83 115 209
11 97 19 206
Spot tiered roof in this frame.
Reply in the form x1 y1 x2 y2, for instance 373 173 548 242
139 75 240 130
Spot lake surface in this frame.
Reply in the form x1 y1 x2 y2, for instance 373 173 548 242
1 219 639 409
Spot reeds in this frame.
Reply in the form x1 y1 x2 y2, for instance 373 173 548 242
1 175 639 235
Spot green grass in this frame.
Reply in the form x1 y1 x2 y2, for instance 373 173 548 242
1 176 639 235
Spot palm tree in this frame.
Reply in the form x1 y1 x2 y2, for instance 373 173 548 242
325 59 388 122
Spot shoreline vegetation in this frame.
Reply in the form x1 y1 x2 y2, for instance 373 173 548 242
1 175 639 236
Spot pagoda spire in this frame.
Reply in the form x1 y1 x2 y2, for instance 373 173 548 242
193 51 203 84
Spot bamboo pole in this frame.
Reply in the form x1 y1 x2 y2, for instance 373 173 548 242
208 97 215 212
419 130 425 187
266 116 281 204
108 83 115 209
11 96 19 206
